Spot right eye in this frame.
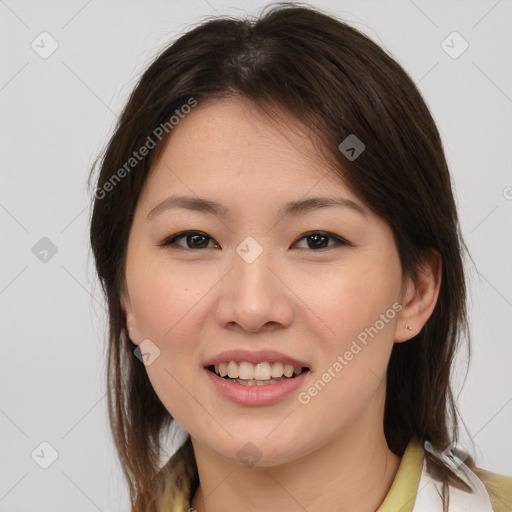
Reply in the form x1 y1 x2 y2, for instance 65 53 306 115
159 231 219 250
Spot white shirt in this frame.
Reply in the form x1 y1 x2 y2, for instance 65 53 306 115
412 455 495 511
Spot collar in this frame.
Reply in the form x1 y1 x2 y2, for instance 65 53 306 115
377 438 425 512
377 439 496 512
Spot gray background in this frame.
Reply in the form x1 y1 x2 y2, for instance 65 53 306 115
1 0 511 510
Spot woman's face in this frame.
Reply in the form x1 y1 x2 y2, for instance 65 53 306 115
122 96 409 466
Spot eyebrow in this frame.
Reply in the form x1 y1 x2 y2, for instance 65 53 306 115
146 194 368 220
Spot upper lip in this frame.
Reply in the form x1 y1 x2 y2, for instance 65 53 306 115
203 349 311 369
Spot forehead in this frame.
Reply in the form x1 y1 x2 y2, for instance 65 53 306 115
140 96 361 208
168 95 308 147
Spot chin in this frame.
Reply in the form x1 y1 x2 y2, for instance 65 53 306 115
203 434 307 469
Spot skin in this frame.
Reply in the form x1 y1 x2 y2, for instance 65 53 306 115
122 96 442 512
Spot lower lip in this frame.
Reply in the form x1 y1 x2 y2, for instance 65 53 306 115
204 368 310 406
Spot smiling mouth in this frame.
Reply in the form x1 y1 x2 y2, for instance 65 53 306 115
207 364 310 386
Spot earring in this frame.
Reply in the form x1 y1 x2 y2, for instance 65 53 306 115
405 325 412 331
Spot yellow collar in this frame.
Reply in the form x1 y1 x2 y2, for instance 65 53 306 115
377 439 424 512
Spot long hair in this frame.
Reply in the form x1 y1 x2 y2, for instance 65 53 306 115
88 3 475 510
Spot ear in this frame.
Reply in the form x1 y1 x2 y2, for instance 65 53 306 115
394 248 442 343
120 284 141 346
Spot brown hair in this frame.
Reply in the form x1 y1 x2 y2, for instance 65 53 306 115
88 2 476 510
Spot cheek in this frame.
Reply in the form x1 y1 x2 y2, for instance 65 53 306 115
129 257 210 341
127 265 209 423
305 266 398 347
298 274 397 434
301 258 400 408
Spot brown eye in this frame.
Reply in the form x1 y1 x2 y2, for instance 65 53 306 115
294 231 350 250
160 231 218 250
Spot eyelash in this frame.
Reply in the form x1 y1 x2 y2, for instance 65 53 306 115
158 230 352 252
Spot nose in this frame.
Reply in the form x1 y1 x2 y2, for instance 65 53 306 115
215 240 294 333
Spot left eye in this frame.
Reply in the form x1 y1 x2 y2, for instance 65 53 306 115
294 231 349 250
159 230 350 251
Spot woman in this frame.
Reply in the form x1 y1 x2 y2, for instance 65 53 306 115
88 3 512 511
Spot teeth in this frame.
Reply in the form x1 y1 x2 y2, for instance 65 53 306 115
227 361 239 378
254 362 271 380
239 361 254 379
211 361 307 380
271 361 283 378
218 363 227 377
231 378 282 386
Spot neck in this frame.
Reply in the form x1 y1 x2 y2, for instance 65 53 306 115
189 401 402 512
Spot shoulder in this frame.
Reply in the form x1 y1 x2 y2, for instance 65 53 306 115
473 466 512 512
408 439 511 512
